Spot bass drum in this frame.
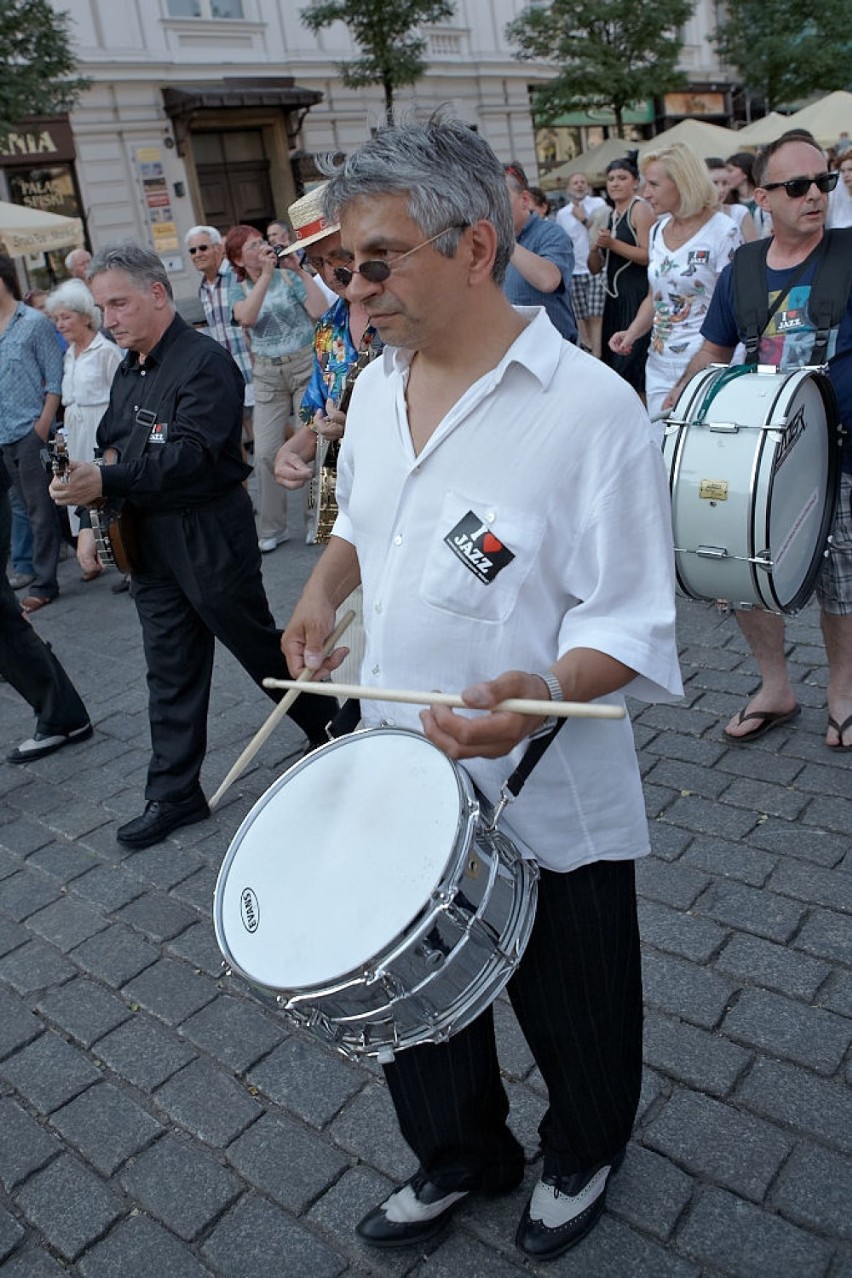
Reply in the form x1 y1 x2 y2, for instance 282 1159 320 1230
213 728 538 1063
664 365 841 613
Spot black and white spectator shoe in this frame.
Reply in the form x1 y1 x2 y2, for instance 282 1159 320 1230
515 1149 625 1260
355 1169 469 1248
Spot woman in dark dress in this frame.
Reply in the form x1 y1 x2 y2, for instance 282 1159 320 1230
588 157 654 397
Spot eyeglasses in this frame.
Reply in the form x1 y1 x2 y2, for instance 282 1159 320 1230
188 245 212 255
306 250 354 272
333 225 468 286
760 171 838 198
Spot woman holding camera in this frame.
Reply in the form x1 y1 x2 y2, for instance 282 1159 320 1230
225 225 327 553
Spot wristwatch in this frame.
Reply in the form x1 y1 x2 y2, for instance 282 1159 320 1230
528 670 563 739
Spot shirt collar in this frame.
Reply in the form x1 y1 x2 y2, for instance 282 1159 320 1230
120 311 187 373
385 306 563 392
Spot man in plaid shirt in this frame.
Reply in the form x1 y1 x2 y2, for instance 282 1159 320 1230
186 225 254 451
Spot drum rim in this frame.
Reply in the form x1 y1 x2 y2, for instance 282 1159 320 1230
213 726 479 995
759 369 841 613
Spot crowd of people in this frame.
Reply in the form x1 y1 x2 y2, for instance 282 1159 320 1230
1 113 850 1264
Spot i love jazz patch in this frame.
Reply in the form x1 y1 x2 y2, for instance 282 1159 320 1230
443 511 515 585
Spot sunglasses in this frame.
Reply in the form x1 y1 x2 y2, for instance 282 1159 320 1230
306 250 354 272
188 245 213 254
761 171 838 199
333 225 468 286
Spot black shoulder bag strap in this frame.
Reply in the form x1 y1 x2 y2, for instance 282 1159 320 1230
808 228 852 365
732 238 820 365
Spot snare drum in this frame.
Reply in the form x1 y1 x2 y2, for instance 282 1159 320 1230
664 365 841 613
213 728 538 1062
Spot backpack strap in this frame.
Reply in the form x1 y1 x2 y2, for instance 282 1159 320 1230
732 239 772 364
808 228 852 365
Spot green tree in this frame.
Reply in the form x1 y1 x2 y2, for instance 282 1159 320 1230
0 0 90 133
300 0 456 123
506 0 695 138
713 0 848 112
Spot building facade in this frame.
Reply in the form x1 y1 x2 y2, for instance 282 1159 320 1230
1 0 734 296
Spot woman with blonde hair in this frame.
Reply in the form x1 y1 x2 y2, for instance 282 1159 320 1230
44 279 123 571
609 141 742 437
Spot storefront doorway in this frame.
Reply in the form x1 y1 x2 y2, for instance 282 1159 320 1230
191 129 275 232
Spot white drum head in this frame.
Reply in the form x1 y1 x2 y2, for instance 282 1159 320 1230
215 730 465 990
765 375 830 609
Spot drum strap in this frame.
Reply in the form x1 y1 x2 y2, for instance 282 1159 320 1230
733 230 852 365
504 719 567 800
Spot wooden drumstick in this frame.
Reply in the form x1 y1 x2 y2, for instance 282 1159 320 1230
209 610 355 811
260 678 626 721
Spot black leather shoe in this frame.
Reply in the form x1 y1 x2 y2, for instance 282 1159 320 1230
116 792 210 849
355 1169 469 1249
515 1149 625 1261
7 722 93 764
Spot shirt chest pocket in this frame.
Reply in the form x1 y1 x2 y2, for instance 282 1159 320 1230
418 491 545 624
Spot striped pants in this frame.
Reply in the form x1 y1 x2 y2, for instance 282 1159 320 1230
383 858 643 1190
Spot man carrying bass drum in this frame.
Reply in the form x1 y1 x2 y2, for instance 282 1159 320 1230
283 118 682 1261
664 135 852 750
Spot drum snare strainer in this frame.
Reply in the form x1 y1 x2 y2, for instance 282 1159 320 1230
213 727 539 1062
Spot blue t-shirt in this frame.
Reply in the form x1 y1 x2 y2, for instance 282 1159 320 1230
702 255 852 467
503 212 578 343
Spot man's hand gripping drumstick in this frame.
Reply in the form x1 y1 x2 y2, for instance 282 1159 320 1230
209 609 354 810
284 548 636 762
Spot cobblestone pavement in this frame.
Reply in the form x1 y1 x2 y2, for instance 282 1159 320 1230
1 526 850 1278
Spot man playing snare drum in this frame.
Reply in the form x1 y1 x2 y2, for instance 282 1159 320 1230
665 135 852 749
283 118 682 1262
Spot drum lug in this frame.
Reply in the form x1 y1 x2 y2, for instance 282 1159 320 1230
695 544 729 559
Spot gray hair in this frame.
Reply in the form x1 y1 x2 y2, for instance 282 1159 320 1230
185 225 222 247
64 247 90 271
88 242 174 300
44 278 102 330
322 116 515 284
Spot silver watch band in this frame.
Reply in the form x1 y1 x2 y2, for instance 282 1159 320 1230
528 670 563 739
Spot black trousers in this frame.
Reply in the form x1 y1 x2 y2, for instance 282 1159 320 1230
383 858 643 1191
0 488 88 736
130 485 329 801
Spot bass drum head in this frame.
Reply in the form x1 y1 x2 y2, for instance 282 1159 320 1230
214 729 466 992
764 373 834 611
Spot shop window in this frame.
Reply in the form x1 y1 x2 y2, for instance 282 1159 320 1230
166 0 244 17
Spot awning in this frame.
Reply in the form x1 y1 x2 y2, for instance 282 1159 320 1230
163 78 322 120
0 200 83 255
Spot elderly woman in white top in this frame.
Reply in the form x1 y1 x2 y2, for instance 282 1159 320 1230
44 280 123 562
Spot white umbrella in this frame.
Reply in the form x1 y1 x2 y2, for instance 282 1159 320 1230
731 112 789 148
637 118 742 160
0 200 84 256
781 91 852 147
542 137 636 190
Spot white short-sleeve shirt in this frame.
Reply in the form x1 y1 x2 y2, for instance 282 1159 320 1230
333 307 683 872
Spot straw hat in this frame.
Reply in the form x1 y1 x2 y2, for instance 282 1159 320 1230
281 183 339 254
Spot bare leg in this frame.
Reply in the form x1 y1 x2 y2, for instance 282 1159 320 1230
724 609 798 738
821 610 852 746
576 315 592 353
587 315 603 360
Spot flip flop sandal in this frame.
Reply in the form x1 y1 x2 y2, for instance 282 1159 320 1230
723 704 801 744
827 714 852 751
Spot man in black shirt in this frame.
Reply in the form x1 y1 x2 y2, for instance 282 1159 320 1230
51 243 329 849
